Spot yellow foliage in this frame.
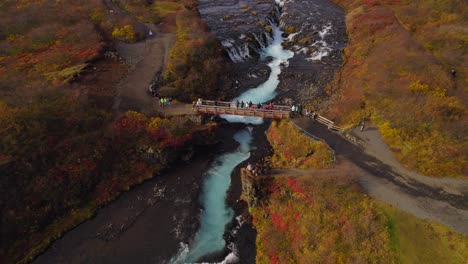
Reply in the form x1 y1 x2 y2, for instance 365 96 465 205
328 0 467 177
112 25 136 43
152 1 183 17
266 120 334 169
379 122 402 148
409 81 446 97
44 63 88 83
147 117 170 131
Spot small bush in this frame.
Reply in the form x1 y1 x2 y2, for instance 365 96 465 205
112 25 136 43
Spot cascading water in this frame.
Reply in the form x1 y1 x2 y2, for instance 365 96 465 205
171 1 293 262
222 14 294 125
222 39 251 63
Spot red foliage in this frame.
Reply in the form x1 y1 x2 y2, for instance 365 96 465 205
268 128 283 145
161 133 192 148
283 146 292 160
270 255 279 264
267 181 280 194
294 211 300 219
363 0 379 7
113 113 147 134
271 213 287 230
287 178 305 194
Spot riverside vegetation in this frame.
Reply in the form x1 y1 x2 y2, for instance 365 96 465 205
137 0 224 100
327 0 467 177
245 120 467 263
0 0 222 263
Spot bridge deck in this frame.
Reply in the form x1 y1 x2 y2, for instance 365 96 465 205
194 100 291 119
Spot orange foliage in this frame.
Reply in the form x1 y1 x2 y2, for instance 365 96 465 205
328 0 467 177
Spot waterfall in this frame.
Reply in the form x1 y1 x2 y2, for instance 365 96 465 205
171 0 293 262
222 39 251 63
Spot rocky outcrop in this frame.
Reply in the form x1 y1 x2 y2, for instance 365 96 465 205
276 0 347 105
198 0 277 98
240 168 258 207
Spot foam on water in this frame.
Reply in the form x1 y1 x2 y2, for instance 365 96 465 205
307 22 333 61
222 21 294 124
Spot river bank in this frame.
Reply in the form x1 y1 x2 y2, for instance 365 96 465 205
29 0 348 263
33 126 238 264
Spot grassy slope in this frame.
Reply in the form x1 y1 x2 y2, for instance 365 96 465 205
380 203 468 264
328 0 467 177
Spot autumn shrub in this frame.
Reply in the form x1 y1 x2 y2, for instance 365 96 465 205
328 0 467 177
163 9 224 101
112 25 137 43
265 120 334 169
1 97 202 263
251 176 395 263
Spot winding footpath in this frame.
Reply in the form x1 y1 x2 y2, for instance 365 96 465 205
291 117 468 234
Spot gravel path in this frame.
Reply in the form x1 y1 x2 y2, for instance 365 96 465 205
112 31 175 115
291 117 468 234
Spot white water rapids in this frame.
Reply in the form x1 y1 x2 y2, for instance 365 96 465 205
171 1 293 262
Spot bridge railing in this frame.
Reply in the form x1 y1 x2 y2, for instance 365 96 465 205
199 100 291 112
194 100 291 119
195 100 345 131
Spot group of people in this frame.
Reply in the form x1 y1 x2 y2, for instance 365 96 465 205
159 97 172 108
235 100 276 111
290 104 302 115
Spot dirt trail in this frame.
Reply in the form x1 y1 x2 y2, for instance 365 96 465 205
291 117 468 234
112 32 175 115
348 126 468 195
103 0 176 115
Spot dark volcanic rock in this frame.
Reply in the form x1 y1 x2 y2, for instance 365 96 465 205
276 0 347 104
198 0 276 98
198 0 275 54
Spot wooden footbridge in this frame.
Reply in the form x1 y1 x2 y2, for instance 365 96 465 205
194 100 291 119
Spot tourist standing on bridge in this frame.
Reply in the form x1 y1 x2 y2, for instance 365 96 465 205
240 101 244 108
249 101 253 108
269 103 274 110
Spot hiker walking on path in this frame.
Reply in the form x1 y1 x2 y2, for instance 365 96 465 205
360 120 365 132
